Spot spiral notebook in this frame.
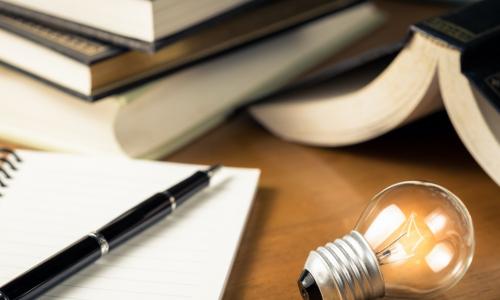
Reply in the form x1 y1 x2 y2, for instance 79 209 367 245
0 149 260 299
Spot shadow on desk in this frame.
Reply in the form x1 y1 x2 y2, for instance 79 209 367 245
339 111 473 172
330 112 500 299
215 111 499 299
223 187 278 292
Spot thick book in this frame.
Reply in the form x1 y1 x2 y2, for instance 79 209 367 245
0 0 368 52
250 0 500 185
0 149 260 299
0 0 253 52
0 6 382 158
0 0 380 101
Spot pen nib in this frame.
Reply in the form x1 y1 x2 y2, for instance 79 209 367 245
205 164 222 178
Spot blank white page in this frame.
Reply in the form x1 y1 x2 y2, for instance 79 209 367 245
0 150 260 299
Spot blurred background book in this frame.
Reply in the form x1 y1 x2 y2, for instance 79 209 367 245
251 0 500 185
0 0 376 99
0 0 383 158
1 0 496 184
0 2 498 300
0 0 254 51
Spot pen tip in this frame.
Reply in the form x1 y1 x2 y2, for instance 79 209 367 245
206 164 222 178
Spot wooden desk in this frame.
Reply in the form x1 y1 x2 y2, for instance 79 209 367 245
165 112 500 299
2 2 498 299
2 114 499 300
202 3 500 297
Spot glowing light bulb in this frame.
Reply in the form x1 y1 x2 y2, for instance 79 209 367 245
298 181 474 300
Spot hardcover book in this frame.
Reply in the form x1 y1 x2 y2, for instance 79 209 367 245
0 0 253 52
0 5 382 158
0 0 368 52
0 0 380 100
251 0 500 185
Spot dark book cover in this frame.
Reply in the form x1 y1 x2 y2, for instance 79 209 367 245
0 13 124 64
0 0 261 52
0 0 366 53
413 0 500 111
0 0 371 102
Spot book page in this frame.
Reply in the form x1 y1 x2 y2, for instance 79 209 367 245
0 150 259 299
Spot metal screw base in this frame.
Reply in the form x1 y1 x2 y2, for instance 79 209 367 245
303 231 385 300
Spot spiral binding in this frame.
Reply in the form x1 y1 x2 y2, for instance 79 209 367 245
0 148 22 197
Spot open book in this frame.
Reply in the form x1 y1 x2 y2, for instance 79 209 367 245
251 0 500 185
0 149 260 299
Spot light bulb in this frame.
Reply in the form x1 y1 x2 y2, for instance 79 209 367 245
298 181 474 300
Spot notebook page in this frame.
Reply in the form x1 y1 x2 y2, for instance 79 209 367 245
0 150 259 299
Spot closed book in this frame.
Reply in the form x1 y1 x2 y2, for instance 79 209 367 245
0 0 367 52
251 0 500 185
0 5 383 158
0 0 254 52
0 0 379 100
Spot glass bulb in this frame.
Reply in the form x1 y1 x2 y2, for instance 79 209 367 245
298 181 474 300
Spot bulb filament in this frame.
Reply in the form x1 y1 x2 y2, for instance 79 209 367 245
375 213 424 265
376 232 412 265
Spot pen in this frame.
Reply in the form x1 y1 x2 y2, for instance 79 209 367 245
0 164 222 300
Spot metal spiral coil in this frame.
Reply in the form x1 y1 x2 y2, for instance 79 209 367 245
0 148 22 197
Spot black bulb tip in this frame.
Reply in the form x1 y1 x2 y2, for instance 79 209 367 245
297 270 322 300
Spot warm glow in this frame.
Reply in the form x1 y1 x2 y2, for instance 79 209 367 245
365 204 406 249
403 213 425 253
383 242 410 265
425 243 454 273
376 213 425 265
354 182 474 298
425 209 447 236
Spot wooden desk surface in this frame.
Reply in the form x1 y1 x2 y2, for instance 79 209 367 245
166 112 500 299
169 4 500 299
2 2 498 299
2 111 498 299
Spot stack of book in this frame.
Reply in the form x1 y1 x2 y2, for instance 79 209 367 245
0 0 383 158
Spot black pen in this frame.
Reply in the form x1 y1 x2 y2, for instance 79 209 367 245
0 164 222 300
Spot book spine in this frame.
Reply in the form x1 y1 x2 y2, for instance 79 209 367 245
460 37 500 112
0 0 153 51
412 0 500 51
0 0 267 52
0 13 122 64
412 0 500 111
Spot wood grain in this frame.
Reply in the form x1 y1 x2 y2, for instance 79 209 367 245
3 111 499 299
2 1 498 299
164 111 500 300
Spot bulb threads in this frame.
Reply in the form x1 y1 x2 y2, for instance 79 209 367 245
303 231 384 300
